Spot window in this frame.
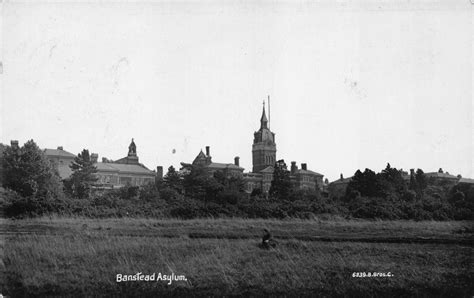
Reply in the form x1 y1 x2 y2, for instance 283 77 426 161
120 177 132 185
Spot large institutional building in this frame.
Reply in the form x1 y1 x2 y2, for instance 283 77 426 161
183 102 325 194
181 146 244 178
44 139 158 188
5 98 472 197
244 103 324 194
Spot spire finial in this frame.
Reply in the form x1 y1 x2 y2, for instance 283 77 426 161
260 99 268 128
128 138 137 156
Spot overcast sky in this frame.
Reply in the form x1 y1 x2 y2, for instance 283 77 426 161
1 1 472 181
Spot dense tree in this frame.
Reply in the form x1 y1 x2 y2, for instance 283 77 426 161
409 171 418 191
346 168 382 198
415 169 427 191
407 169 428 198
64 149 98 199
1 140 63 199
181 165 223 202
269 159 292 199
213 170 245 192
0 143 7 185
379 163 407 195
163 166 183 193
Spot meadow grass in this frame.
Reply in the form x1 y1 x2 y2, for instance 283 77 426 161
1 217 473 296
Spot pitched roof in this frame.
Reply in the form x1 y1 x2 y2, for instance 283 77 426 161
329 177 353 185
458 178 474 184
208 162 244 171
44 148 76 158
95 162 155 175
259 166 274 173
295 169 324 176
192 150 209 165
196 150 206 158
425 172 458 179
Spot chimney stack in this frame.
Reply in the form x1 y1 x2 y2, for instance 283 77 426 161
156 166 163 180
10 140 19 149
91 153 98 163
57 146 63 150
340 173 343 180
291 161 297 174
205 146 210 157
234 156 240 167
301 163 307 171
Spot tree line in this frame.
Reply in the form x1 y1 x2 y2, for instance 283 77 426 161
0 140 472 220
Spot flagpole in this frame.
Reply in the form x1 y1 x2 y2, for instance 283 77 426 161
268 95 270 130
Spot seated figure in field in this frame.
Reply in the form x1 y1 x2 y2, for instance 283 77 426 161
261 228 277 249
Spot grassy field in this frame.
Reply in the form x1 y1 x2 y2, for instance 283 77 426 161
1 217 473 297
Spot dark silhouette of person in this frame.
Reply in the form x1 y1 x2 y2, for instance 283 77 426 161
261 228 276 249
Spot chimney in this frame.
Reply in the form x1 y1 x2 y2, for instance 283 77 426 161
91 153 98 163
234 156 240 167
340 173 343 180
301 163 307 171
205 146 210 157
57 146 63 150
156 166 163 180
10 140 19 149
291 161 297 174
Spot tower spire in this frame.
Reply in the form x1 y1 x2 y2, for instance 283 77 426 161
260 100 268 129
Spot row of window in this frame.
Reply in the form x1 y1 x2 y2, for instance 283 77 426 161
300 176 315 183
98 175 154 186
245 182 270 192
49 159 65 166
265 155 275 165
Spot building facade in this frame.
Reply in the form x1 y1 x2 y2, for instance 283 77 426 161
44 139 159 189
179 102 324 196
327 174 353 199
243 103 324 195
424 168 459 186
44 146 76 179
181 146 244 178
93 139 158 188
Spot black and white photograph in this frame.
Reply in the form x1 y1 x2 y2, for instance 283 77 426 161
0 0 473 296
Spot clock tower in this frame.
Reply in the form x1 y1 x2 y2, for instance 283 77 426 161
252 102 276 173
